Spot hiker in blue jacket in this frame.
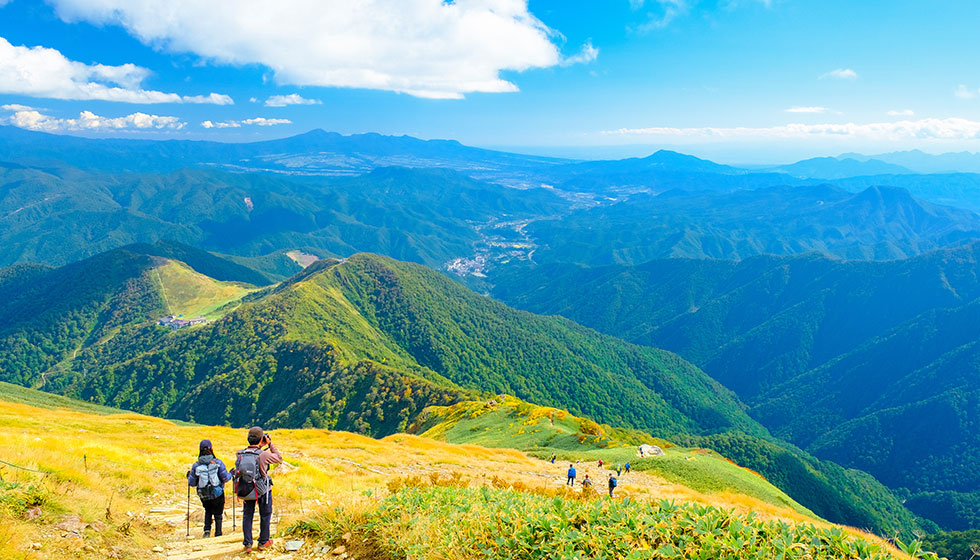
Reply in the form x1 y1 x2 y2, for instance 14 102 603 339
567 464 577 486
187 439 232 537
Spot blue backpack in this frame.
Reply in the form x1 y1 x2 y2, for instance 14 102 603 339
609 477 618 488
194 459 222 500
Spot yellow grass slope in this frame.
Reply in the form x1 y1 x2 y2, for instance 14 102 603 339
0 394 918 559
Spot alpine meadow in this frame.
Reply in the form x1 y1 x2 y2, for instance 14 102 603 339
4 1 980 559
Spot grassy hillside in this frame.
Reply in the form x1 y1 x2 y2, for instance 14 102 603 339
0 385 931 560
413 396 927 539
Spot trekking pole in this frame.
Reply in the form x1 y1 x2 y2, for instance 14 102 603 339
233 493 236 531
186 484 191 538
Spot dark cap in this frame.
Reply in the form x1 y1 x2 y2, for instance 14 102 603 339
199 439 212 455
247 426 264 445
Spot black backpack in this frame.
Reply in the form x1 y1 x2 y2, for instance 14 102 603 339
235 448 265 500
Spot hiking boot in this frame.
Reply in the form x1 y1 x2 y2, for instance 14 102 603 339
243 545 252 553
258 540 274 550
202 531 210 539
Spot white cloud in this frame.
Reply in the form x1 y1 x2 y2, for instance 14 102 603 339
602 117 980 141
1 103 35 112
631 0 689 31
242 117 291 126
7 109 185 131
785 106 829 114
560 40 599 67
955 85 979 99
886 109 915 117
201 117 291 128
48 0 566 100
0 36 232 104
264 94 321 107
821 68 858 80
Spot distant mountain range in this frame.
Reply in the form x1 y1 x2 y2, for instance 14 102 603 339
526 183 980 263
840 149 980 174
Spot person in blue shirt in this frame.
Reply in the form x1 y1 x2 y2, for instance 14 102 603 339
187 439 232 537
566 464 576 486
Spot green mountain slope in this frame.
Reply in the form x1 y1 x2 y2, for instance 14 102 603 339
490 242 980 529
3 247 765 442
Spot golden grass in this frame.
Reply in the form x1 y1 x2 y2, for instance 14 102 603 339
0 398 915 560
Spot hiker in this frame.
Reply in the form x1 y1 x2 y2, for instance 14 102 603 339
608 473 618 497
582 474 592 490
551 454 556 464
616 464 622 476
597 459 603 468
235 427 283 553
566 464 576 486
624 462 631 474
187 440 232 538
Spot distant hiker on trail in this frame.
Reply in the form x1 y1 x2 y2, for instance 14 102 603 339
567 464 577 486
624 463 631 474
582 474 592 489
597 459 603 468
235 427 283 553
608 474 618 497
551 454 556 464
616 464 622 476
187 439 232 538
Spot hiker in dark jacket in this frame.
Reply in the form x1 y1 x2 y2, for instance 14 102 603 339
236 426 283 553
187 439 232 538
608 473 618 497
566 464 576 486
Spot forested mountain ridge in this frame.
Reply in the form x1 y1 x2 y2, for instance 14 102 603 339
0 246 760 439
526 184 980 264
0 162 569 269
490 241 980 530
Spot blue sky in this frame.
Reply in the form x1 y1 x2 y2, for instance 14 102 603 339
1 0 980 162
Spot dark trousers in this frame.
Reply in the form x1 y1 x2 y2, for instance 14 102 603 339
567 476 575 486
201 494 225 536
242 491 273 547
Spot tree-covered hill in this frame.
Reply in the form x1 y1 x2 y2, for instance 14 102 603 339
526 184 980 264
0 162 569 269
490 241 980 530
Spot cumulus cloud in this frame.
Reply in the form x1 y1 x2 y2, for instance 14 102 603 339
602 117 980 141
265 94 321 107
48 0 566 99
201 117 291 128
886 109 915 117
6 108 185 131
1 103 35 112
0 36 232 104
821 68 858 80
955 85 979 99
785 106 829 114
